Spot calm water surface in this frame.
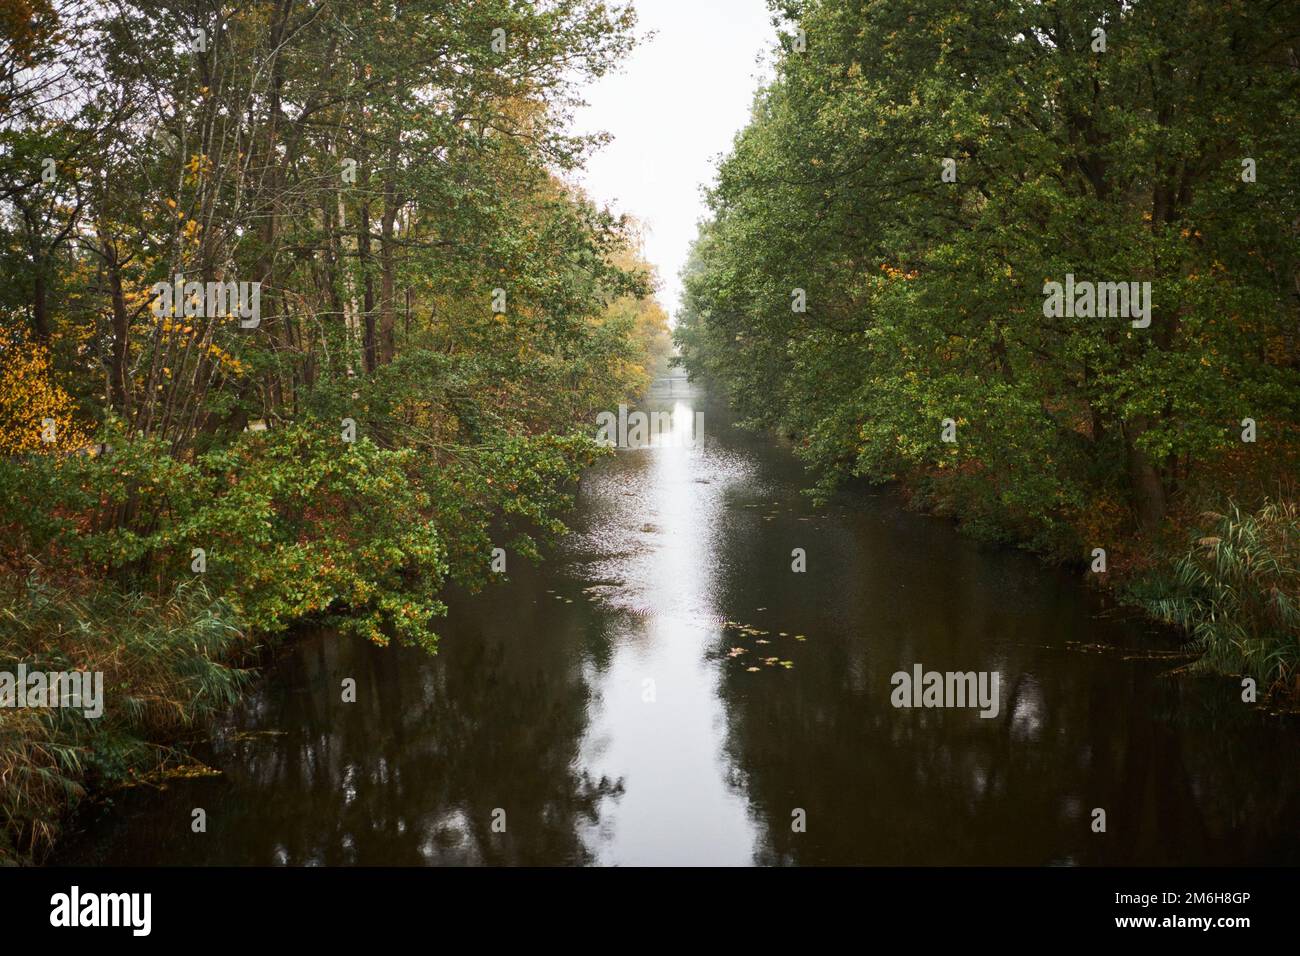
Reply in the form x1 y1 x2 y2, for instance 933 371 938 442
61 369 1300 865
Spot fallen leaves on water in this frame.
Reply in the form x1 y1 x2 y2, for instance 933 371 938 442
164 764 223 779
723 619 808 669
114 761 223 791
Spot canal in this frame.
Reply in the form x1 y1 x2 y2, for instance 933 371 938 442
59 368 1300 865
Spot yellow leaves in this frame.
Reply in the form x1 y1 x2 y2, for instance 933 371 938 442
159 318 199 337
123 286 154 313
0 328 89 454
205 342 247 375
185 153 213 180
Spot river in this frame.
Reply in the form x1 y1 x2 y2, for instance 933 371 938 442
59 367 1300 865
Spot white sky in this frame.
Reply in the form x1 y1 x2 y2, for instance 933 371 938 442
570 0 777 321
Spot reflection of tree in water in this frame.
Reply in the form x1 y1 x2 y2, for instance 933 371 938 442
720 639 1299 865
710 519 1300 866
1143 680 1300 862
212 617 622 865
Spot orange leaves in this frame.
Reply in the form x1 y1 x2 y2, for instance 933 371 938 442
880 262 918 281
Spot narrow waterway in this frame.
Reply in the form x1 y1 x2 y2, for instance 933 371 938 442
60 368 1300 865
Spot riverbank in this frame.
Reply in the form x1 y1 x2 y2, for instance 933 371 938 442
685 364 1300 711
1 343 670 866
669 0 1300 713
0 0 669 866
0 429 608 864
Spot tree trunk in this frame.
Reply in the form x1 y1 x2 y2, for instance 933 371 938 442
1125 422 1167 531
31 265 50 342
359 201 377 373
105 244 131 417
378 130 400 365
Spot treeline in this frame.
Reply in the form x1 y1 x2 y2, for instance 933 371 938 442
676 1 1300 697
0 0 667 861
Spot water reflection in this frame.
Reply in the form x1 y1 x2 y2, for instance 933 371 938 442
59 369 1300 865
569 378 755 864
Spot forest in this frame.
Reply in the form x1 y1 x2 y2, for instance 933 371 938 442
676 0 1300 706
0 0 667 862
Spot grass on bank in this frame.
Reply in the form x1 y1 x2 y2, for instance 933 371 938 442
0 576 248 864
1138 499 1300 701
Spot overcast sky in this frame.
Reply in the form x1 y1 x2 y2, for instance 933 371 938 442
570 0 776 321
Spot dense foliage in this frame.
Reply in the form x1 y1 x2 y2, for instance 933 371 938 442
0 0 669 860
676 0 1300 692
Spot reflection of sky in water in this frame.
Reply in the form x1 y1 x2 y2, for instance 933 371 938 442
569 381 755 864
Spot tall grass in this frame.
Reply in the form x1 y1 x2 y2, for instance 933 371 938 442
0 576 250 863
1143 499 1300 701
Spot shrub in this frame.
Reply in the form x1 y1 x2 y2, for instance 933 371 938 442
1141 499 1300 700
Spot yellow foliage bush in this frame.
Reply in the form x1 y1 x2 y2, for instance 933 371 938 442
0 327 89 454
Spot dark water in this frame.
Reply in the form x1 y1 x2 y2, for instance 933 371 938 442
60 369 1300 865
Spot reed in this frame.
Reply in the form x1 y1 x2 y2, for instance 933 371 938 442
1142 499 1300 702
0 576 249 863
